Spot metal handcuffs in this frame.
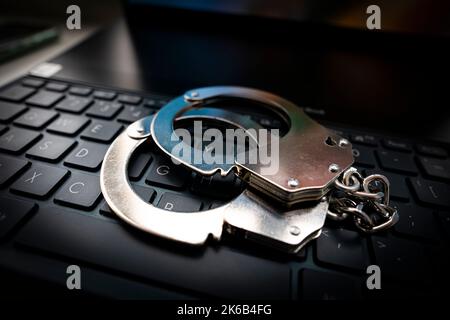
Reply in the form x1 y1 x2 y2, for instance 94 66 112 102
100 87 365 253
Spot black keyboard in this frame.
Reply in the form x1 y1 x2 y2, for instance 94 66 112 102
0 76 449 299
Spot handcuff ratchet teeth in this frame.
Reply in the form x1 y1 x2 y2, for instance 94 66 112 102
100 86 398 253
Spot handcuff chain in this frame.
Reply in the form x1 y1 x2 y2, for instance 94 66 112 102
328 167 399 233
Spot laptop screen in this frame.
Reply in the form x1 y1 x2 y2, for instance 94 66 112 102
128 0 450 36
47 0 450 141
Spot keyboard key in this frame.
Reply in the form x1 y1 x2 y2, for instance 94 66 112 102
416 144 448 158
382 139 412 152
0 155 29 186
17 207 289 298
371 235 426 281
26 91 63 108
10 164 68 198
69 86 92 96
0 85 35 102
330 128 348 138
128 152 152 181
418 157 450 180
22 78 45 88
45 82 68 92
46 114 89 136
0 128 41 154
117 105 152 124
132 185 156 202
99 201 115 218
0 101 27 122
0 197 36 239
55 96 92 113
118 94 142 105
157 193 203 212
191 172 243 200
86 101 122 119
352 145 376 167
376 150 417 174
26 134 75 162
157 99 169 106
144 98 161 109
438 212 450 237
299 269 361 300
350 133 377 146
13 108 58 129
409 178 450 208
145 155 189 189
365 170 409 201
100 185 155 217
64 141 108 171
55 173 102 210
145 98 170 109
315 227 368 270
81 121 122 143
383 173 409 201
93 90 116 100
393 203 440 240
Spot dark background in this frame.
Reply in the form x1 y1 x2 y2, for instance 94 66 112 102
39 1 450 142
1 1 449 142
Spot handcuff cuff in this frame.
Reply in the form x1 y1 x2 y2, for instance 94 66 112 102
100 86 398 253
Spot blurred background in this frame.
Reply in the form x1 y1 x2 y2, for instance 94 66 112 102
0 0 449 139
0 0 121 86
1 0 449 83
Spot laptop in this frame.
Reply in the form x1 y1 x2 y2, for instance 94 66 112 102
0 0 449 300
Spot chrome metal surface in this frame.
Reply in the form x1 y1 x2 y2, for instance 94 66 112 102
101 108 328 251
151 86 354 205
101 87 396 252
224 191 328 253
101 129 224 244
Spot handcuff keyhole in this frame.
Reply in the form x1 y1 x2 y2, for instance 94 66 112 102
325 136 337 146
